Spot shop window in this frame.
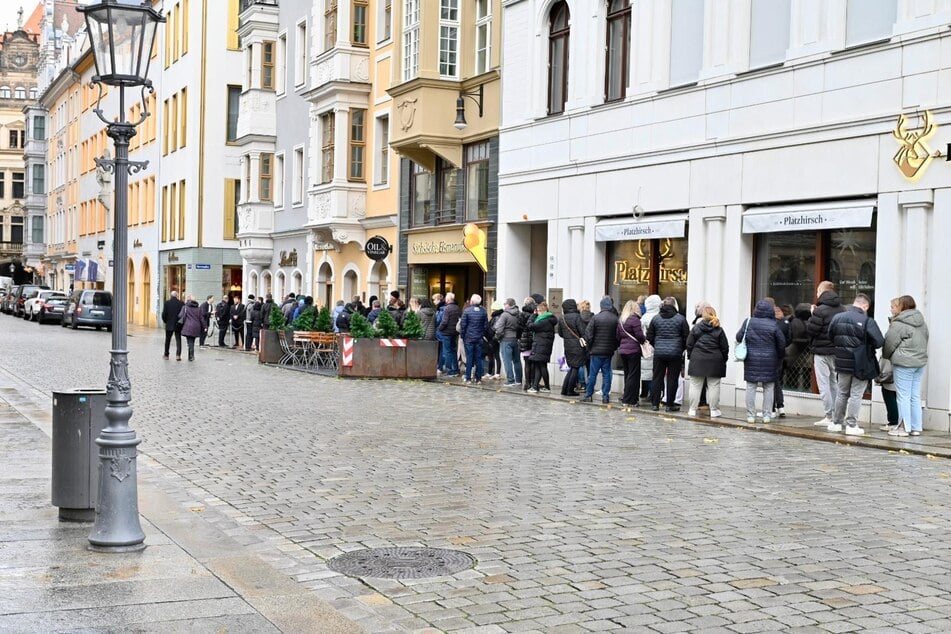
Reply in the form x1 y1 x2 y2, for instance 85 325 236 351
749 0 790 69
604 0 630 102
548 2 569 115
410 161 432 226
669 0 704 86
607 237 688 312
437 159 458 224
464 141 489 221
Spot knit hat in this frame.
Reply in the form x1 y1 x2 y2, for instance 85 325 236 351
490 300 503 311
390 290 400 300
530 293 545 305
600 297 614 310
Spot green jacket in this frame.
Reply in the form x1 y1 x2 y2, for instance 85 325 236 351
883 309 929 368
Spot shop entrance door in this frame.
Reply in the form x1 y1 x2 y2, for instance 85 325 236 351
409 264 484 303
607 238 689 312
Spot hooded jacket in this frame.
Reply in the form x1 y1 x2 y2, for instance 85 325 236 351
806 290 845 355
418 306 436 340
517 302 536 352
557 299 588 368
686 319 729 378
738 300 787 383
335 304 354 332
829 305 884 375
584 306 620 357
883 308 929 368
528 311 558 362
640 295 662 381
494 305 520 342
647 303 689 359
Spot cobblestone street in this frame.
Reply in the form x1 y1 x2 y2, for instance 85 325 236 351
5 316 951 633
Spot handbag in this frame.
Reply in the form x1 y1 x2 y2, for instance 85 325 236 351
734 318 750 361
563 318 586 348
620 321 651 358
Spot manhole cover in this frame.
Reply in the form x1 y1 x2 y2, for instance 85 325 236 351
328 547 476 579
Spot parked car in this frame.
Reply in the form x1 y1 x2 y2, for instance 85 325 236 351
24 291 68 321
1 285 18 314
62 290 113 330
35 295 70 325
13 284 51 318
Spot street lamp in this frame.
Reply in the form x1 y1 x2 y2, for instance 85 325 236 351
78 0 164 553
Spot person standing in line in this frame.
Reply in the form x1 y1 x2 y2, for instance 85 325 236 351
244 294 256 346
738 299 787 424
179 294 207 361
577 299 594 389
639 295 662 400
768 299 791 418
485 301 504 379
261 293 276 329
332 300 346 333
199 295 214 348
806 281 846 426
215 294 232 347
527 301 557 393
459 294 488 384
647 297 689 412
437 292 461 376
230 294 246 349
416 297 437 340
280 293 297 322
686 305 729 418
161 290 185 360
432 293 446 373
827 293 884 436
876 357 899 432
557 299 587 396
616 299 646 407
517 297 537 391
883 295 929 437
247 296 264 352
495 297 523 387
583 297 620 404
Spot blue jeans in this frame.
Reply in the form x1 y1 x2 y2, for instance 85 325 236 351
894 365 925 432
438 333 458 374
464 341 484 380
586 355 613 398
500 340 521 383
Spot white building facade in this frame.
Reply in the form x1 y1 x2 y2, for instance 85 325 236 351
498 0 951 430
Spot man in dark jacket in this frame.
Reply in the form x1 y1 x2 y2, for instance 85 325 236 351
459 294 489 383
230 295 247 349
161 290 185 360
261 293 276 330
583 297 620 403
494 298 522 387
827 293 884 436
437 292 461 376
335 303 355 332
215 294 232 347
199 295 215 347
647 297 690 412
517 298 537 391
806 281 846 426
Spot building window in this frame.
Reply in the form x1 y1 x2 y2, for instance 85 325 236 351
226 85 240 142
349 109 366 181
277 33 287 93
29 88 37 100
749 0 790 68
475 0 490 74
438 0 459 78
548 2 570 115
260 153 273 201
605 0 630 102
11 216 23 244
436 159 457 224
14 87 25 99
292 146 304 204
382 0 392 42
375 115 389 185
845 0 897 47
224 179 239 239
12 172 24 199
669 0 704 86
296 20 307 86
32 165 44 195
227 0 239 49
410 162 432 226
274 153 285 207
262 41 275 89
0 175 4 198
402 0 420 80
352 0 368 45
31 216 43 244
464 141 489 221
321 112 335 183
0 86 9 98
8 129 24 149
325 0 338 51
607 237 689 322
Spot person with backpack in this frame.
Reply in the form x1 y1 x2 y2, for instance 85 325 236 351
335 303 354 333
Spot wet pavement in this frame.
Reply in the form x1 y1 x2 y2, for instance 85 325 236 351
2 315 951 632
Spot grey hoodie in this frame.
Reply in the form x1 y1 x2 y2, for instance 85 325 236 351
494 305 521 341
883 309 929 368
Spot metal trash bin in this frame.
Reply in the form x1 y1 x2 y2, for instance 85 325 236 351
51 388 107 522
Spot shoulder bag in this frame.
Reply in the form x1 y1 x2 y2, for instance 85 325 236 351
563 317 586 348
734 318 750 361
621 321 652 359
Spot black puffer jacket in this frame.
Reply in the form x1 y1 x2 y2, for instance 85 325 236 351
738 300 787 383
686 320 729 378
829 305 884 375
558 299 588 368
647 304 689 359
584 308 620 357
787 303 811 358
517 303 536 352
437 302 461 337
528 312 558 363
806 291 845 355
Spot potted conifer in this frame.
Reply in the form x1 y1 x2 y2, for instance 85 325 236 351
337 309 436 379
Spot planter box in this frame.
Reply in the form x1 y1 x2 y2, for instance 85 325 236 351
337 337 438 379
257 329 284 364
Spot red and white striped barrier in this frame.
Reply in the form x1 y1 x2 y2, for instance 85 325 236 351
341 337 354 366
379 338 408 348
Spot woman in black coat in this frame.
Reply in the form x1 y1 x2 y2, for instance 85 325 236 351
527 301 557 393
737 299 787 423
686 305 729 417
558 299 588 396
518 298 537 391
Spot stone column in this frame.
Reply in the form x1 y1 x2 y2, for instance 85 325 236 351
568 224 584 298
897 190 932 308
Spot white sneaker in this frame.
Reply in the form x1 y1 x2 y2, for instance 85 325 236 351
814 417 833 427
888 427 909 437
710 409 722 418
845 426 865 436
881 424 898 432
687 409 697 416
762 417 771 424
746 417 756 424
827 423 843 432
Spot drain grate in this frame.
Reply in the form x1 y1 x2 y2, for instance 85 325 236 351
328 547 476 579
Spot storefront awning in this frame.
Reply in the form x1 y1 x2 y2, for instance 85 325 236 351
742 202 874 234
595 217 686 242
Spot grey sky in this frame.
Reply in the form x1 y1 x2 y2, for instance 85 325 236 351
0 2 40 35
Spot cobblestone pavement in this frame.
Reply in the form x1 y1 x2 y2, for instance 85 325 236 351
5 316 951 632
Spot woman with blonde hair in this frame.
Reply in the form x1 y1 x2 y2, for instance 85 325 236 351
686 305 730 417
883 294 929 436
616 299 646 406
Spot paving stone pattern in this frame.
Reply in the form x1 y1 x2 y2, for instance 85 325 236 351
4 317 951 632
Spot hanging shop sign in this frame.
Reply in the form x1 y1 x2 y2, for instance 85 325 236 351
594 219 686 242
742 204 873 234
463 223 488 272
364 236 391 261
893 111 939 182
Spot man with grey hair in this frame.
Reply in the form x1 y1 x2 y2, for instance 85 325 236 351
437 292 461 376
161 289 185 360
460 293 489 383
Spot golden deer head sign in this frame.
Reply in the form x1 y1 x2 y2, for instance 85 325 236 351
893 111 938 181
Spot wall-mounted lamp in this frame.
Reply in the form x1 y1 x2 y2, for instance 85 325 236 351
97 240 106 250
454 84 484 131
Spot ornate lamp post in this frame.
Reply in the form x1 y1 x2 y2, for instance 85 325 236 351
78 0 164 552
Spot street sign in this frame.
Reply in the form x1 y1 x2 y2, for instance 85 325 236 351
195 264 211 270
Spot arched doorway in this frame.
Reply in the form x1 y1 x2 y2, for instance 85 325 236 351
127 258 136 323
140 258 152 326
368 260 389 304
316 261 333 309
343 268 358 303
